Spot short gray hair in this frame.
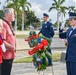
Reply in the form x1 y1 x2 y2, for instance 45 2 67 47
3 8 14 15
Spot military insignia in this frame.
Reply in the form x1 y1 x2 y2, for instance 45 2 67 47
45 26 47 28
74 34 76 36
72 34 76 37
50 26 53 27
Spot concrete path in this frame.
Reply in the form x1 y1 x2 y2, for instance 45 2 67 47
16 38 66 50
15 31 66 50
11 31 67 75
11 62 66 75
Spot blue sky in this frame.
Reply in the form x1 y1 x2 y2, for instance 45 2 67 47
0 0 76 23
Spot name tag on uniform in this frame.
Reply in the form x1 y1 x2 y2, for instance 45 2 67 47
72 34 76 37
74 34 76 36
45 26 47 28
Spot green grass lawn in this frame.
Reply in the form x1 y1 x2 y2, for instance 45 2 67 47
15 32 60 63
16 34 58 39
16 35 28 38
54 34 58 38
52 53 61 62
14 53 61 63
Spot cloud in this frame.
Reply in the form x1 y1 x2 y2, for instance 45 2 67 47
29 0 76 23
73 0 76 3
1 0 76 23
64 0 76 7
28 0 57 23
0 0 5 8
30 2 57 23
30 3 43 17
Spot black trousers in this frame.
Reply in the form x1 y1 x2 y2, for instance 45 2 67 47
48 49 52 66
1 59 14 75
66 61 76 75
0 64 1 75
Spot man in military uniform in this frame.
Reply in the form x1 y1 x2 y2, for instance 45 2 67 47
59 12 76 75
39 13 54 66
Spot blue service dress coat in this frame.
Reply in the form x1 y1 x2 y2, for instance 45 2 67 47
39 21 54 66
59 11 76 75
59 27 76 75
39 21 54 39
59 27 76 62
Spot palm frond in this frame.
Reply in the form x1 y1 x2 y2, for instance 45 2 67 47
48 6 56 12
58 0 61 5
68 6 75 12
19 0 31 10
74 10 76 13
26 2 31 7
24 5 30 11
60 0 65 5
7 0 9 1
58 0 61 8
60 6 67 17
7 3 14 8
60 6 68 10
52 3 56 6
53 0 57 5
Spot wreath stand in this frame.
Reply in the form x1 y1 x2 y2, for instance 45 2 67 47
38 65 54 75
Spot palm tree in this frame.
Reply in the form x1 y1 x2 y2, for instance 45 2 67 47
6 0 10 4
7 0 10 2
19 0 31 31
60 6 68 22
68 6 76 12
0 2 1 4
49 0 67 31
7 0 20 31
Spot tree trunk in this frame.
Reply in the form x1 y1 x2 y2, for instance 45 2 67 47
61 13 64 22
22 12 24 31
7 0 9 4
57 10 60 32
15 13 17 31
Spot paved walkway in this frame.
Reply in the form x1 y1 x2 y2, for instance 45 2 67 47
11 62 66 75
16 38 66 50
12 31 67 75
15 50 66 60
15 30 66 50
